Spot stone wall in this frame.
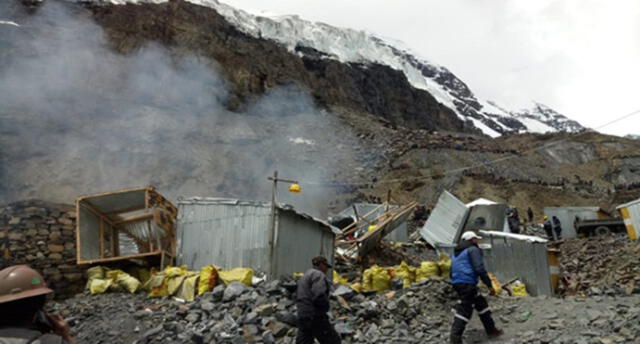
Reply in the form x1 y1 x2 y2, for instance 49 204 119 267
0 200 85 299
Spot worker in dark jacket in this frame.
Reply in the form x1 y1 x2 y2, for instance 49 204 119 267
0 265 76 344
296 256 341 344
449 232 502 344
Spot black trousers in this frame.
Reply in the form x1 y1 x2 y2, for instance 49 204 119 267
296 315 341 344
450 283 497 340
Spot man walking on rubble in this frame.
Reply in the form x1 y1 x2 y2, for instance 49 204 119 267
449 232 503 344
0 265 76 344
296 256 341 344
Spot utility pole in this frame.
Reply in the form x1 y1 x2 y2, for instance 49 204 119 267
267 171 300 278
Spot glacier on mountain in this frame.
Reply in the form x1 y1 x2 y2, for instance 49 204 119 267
79 0 587 136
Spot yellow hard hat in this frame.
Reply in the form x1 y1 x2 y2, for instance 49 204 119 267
543 216 548 219
288 184 301 193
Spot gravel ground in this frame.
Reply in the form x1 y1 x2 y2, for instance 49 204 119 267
48 278 640 344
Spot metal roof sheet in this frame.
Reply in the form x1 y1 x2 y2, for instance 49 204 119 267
81 187 148 214
420 190 469 246
177 197 338 234
617 198 640 209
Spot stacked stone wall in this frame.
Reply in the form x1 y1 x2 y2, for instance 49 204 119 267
0 200 85 299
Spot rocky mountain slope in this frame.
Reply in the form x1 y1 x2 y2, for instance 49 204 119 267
1 0 637 216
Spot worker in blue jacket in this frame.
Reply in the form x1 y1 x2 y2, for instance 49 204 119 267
449 231 503 344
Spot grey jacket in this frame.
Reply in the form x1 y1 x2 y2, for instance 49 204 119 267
296 267 332 318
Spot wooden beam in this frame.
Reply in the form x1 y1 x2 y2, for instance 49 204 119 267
79 201 116 227
76 186 152 203
113 213 153 226
75 199 81 263
77 250 163 265
105 205 146 215
99 219 104 259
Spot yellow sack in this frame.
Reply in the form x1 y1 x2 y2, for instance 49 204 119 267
363 265 391 292
127 267 152 285
488 273 501 293
393 261 415 288
167 275 188 295
511 281 528 297
437 253 451 278
104 269 141 293
219 268 253 286
85 266 106 291
198 266 219 296
415 261 440 282
145 272 169 297
333 271 349 285
350 282 363 293
89 278 112 294
177 274 199 302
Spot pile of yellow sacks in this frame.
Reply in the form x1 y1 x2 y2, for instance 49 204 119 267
357 253 452 292
85 265 254 302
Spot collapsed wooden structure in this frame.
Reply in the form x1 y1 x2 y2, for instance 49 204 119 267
335 201 417 257
76 186 177 266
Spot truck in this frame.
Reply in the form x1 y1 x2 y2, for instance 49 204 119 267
574 218 626 237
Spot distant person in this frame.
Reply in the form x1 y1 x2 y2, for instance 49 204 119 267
527 207 534 222
0 265 76 344
449 232 503 344
506 208 520 234
543 216 554 240
296 256 341 344
552 216 563 240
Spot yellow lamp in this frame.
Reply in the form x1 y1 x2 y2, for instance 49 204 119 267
289 183 302 193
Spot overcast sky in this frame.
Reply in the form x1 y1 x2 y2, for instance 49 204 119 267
222 0 640 136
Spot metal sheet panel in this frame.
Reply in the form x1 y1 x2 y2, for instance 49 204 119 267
483 239 552 296
274 211 335 279
463 204 508 232
544 207 600 238
177 201 271 272
357 210 413 256
619 201 640 240
420 191 469 246
337 203 408 242
78 206 100 260
84 189 147 214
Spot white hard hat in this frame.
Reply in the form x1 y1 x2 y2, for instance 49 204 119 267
461 231 482 241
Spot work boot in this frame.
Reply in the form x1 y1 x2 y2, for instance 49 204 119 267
449 336 463 344
450 317 466 344
487 328 504 338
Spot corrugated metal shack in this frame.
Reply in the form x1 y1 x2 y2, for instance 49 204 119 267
337 203 409 242
617 198 640 240
177 198 337 279
543 206 607 238
480 231 553 296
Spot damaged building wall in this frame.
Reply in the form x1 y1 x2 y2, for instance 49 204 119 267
0 201 85 299
177 198 335 279
484 239 553 296
274 210 335 278
177 200 271 272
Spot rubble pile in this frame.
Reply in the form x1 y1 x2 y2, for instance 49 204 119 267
49 277 640 344
48 277 455 344
0 200 85 298
559 234 640 295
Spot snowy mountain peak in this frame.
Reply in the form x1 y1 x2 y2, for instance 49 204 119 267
80 0 588 137
513 102 587 134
